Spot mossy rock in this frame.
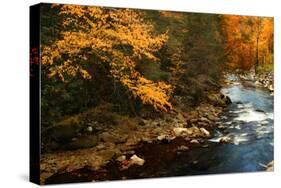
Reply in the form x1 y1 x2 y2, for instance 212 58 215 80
49 115 84 142
63 135 99 150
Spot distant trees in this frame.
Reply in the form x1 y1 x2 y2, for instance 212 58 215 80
221 15 273 71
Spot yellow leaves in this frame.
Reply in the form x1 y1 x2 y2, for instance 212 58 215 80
121 77 172 112
46 60 91 81
80 69 92 79
221 15 273 69
41 4 171 112
60 5 86 17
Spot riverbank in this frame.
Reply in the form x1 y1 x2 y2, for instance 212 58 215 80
255 71 274 93
237 70 274 93
41 71 274 184
40 91 231 184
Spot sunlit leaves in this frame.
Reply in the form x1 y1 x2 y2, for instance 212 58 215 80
221 16 273 70
41 5 172 112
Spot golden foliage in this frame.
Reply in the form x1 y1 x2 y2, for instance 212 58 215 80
221 15 273 70
41 5 172 112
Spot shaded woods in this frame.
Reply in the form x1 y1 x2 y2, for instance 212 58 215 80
36 4 274 184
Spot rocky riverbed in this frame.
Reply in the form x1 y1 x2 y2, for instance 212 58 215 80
40 92 231 184
237 71 274 93
41 72 273 184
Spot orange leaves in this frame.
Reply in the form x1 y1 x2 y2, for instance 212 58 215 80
221 15 273 70
41 5 172 112
121 77 172 112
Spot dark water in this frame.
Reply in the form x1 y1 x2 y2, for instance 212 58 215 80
46 74 274 184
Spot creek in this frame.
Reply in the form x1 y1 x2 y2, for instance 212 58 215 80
46 74 274 184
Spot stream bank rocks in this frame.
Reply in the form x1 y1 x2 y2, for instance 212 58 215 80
40 98 227 184
255 72 274 93
266 160 274 171
237 71 274 93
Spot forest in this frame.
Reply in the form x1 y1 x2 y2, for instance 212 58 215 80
34 4 274 184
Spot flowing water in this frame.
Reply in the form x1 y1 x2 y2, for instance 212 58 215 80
206 74 273 173
46 74 274 184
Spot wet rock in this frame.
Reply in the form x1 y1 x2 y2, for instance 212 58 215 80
199 117 211 124
157 135 175 143
116 155 126 162
236 101 243 104
95 143 106 150
177 145 189 151
142 136 153 144
99 132 128 144
190 119 198 124
225 96 232 104
173 128 189 137
192 160 198 164
255 109 265 113
218 125 227 130
207 93 229 106
129 155 145 166
200 128 210 137
190 139 200 144
268 84 273 92
266 161 274 171
219 136 231 143
65 135 98 149
157 135 167 141
86 126 93 133
261 120 269 125
138 119 146 126
100 149 120 161
198 122 209 127
49 124 82 142
206 114 219 122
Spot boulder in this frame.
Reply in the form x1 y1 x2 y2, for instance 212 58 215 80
157 135 175 143
255 109 265 113
206 114 219 122
268 84 274 92
129 155 145 166
199 117 211 124
99 132 128 144
116 155 126 162
190 139 200 144
266 161 274 171
173 128 189 137
200 128 210 137
177 145 189 151
218 125 227 130
207 93 229 106
219 136 231 143
157 135 167 141
64 135 98 150
86 126 93 133
49 124 81 142
225 96 232 104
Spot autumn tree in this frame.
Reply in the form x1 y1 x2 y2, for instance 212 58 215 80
41 4 172 113
221 15 273 71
